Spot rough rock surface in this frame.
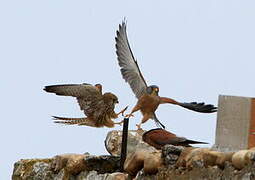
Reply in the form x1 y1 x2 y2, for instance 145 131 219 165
13 157 255 180
104 129 157 156
12 130 255 180
12 159 55 180
154 163 255 180
162 145 185 166
12 155 124 180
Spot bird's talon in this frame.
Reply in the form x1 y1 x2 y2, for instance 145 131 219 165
125 114 134 118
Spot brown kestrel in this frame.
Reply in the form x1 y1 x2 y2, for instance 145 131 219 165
142 128 208 149
44 83 127 128
115 21 217 129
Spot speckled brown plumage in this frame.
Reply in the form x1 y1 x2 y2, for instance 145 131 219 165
44 83 127 128
115 21 217 129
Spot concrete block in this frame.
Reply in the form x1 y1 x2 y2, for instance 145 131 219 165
214 95 255 151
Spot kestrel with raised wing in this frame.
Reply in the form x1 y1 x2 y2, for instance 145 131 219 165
44 83 127 128
115 21 217 129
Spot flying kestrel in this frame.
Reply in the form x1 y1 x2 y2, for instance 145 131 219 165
44 83 127 128
115 21 217 129
142 128 208 149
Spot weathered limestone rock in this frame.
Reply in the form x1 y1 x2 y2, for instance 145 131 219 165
105 129 157 156
51 153 120 175
83 155 120 174
136 170 158 180
124 151 147 176
232 149 255 169
176 148 236 170
13 157 255 180
214 151 234 168
162 145 185 166
12 157 126 180
155 163 255 180
124 150 162 177
12 129 255 179
143 151 163 174
76 171 128 180
176 147 195 167
51 153 87 174
184 148 212 169
12 159 55 180
106 172 128 180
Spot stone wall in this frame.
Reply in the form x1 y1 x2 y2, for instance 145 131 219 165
12 130 255 180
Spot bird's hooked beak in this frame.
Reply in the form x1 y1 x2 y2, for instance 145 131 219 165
153 87 159 96
146 85 159 95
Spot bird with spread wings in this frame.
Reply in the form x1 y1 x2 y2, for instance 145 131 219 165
115 21 217 129
44 83 127 128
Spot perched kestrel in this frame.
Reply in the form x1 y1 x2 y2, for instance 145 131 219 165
44 83 127 128
142 128 208 149
115 21 217 129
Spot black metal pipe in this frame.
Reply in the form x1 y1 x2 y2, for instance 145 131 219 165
120 118 129 172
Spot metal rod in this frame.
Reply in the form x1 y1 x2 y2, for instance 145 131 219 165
120 117 129 172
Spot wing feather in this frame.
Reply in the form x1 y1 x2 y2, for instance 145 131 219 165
44 84 103 117
115 21 147 99
44 83 99 98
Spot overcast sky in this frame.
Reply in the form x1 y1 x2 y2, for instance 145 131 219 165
1 0 255 179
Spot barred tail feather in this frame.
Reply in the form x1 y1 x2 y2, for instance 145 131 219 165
52 116 97 127
179 102 217 113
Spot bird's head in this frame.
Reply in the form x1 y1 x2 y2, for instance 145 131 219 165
94 84 102 94
103 92 119 104
146 85 159 96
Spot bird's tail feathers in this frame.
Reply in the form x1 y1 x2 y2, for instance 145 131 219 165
179 102 217 113
52 116 97 127
185 139 208 144
152 113 165 129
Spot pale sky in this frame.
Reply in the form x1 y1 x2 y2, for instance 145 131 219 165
1 0 255 179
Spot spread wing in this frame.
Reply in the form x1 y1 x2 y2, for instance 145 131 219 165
115 21 147 99
44 84 104 117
